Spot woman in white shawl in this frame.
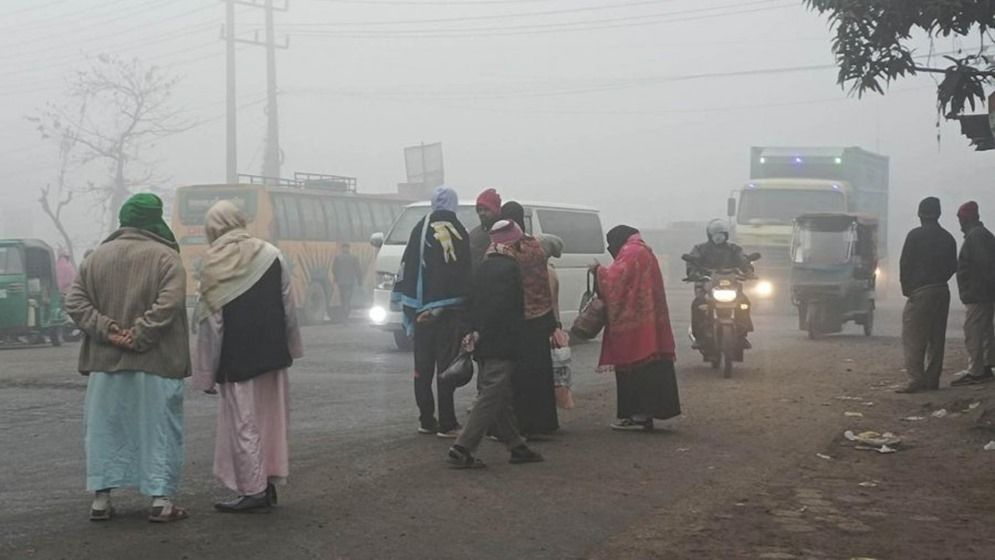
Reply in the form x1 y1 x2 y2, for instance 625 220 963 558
193 200 302 513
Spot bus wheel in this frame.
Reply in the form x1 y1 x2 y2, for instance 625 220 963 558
393 331 414 351
302 282 328 326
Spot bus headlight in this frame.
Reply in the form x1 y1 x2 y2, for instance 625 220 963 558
369 305 388 325
375 272 397 291
712 289 738 303
754 280 774 299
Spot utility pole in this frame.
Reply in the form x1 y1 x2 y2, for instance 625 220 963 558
225 0 237 184
220 0 289 184
262 0 282 181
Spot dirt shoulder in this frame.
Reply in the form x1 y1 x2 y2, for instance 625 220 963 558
590 338 995 560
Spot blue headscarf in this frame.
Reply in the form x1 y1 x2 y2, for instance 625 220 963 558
431 186 459 213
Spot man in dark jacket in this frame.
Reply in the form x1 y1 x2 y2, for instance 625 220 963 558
469 188 502 271
331 243 363 323
392 187 472 437
447 220 543 469
897 197 958 393
951 201 995 386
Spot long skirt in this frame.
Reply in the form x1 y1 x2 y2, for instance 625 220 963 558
615 359 681 420
512 313 559 434
214 370 290 496
84 371 184 496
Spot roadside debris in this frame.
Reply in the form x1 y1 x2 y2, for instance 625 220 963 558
836 396 863 401
845 431 902 454
902 416 926 422
816 453 833 461
858 481 879 488
931 409 948 418
984 441 995 451
844 411 865 418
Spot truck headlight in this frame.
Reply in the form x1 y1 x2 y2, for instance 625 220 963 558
712 289 738 303
369 305 388 325
754 280 774 298
375 272 397 291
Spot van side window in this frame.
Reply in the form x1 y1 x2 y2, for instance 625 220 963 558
536 210 605 254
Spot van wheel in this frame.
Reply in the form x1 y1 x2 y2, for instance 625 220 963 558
393 331 414 351
302 282 328 326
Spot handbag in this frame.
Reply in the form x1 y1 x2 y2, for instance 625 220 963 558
571 269 606 340
439 350 474 388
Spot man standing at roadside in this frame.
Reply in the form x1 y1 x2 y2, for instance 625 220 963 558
897 197 958 394
332 243 363 323
951 201 995 386
65 193 191 523
469 188 502 271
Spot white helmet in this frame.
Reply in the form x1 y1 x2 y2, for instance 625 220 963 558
707 219 729 244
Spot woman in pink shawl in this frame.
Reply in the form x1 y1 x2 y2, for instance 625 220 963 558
192 201 302 512
595 225 681 431
56 249 76 294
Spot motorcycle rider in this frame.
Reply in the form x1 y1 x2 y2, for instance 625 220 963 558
687 219 755 349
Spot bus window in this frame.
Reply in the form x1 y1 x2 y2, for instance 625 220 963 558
356 201 376 238
274 194 304 240
321 198 342 240
332 199 356 241
535 209 605 254
301 196 327 240
370 201 390 234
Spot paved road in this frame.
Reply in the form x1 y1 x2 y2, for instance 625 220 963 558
0 295 973 559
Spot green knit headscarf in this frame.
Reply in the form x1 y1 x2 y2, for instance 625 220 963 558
119 193 178 249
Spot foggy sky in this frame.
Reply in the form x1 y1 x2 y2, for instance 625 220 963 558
1 0 992 256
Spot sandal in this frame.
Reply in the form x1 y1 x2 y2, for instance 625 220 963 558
89 506 114 522
148 502 189 523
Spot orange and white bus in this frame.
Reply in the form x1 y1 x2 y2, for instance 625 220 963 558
171 174 411 324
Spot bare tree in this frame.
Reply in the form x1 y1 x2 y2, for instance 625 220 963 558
30 54 192 234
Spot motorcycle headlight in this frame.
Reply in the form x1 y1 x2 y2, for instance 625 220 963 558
754 280 774 299
375 272 397 291
712 288 738 303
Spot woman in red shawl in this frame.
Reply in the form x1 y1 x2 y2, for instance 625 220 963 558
595 225 681 431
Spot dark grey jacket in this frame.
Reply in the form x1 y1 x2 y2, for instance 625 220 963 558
957 221 995 304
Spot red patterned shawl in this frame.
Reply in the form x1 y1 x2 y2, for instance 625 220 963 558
596 234 675 371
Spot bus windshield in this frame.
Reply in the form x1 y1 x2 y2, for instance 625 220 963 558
177 189 258 225
385 206 481 245
738 189 845 226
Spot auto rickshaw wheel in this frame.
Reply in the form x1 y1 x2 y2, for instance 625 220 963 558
48 327 62 347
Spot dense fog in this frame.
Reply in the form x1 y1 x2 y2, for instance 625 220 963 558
1 0 992 258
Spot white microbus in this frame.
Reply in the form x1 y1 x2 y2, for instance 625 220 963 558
368 201 612 350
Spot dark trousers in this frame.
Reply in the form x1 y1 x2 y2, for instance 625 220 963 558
455 358 525 454
902 285 950 389
335 283 354 323
413 311 464 432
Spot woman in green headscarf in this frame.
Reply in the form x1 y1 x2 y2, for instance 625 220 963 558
119 193 178 249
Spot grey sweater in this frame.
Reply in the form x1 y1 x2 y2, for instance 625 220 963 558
66 228 191 379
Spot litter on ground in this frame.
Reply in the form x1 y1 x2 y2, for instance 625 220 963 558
844 411 865 417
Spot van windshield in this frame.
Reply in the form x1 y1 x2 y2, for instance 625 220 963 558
385 206 481 245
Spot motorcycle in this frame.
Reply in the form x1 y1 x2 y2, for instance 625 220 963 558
682 252 761 378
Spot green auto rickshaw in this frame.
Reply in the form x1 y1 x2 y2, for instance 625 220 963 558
790 214 878 339
0 239 66 346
